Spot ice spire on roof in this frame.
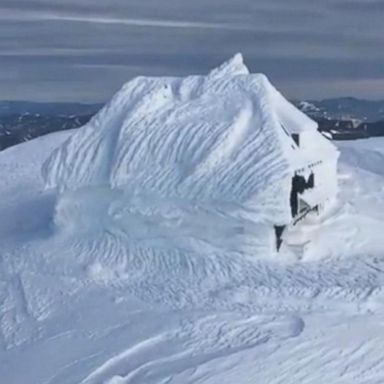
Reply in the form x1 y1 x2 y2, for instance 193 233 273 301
208 53 249 79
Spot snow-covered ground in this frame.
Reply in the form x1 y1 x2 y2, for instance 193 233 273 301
1 60 384 382
1 128 384 383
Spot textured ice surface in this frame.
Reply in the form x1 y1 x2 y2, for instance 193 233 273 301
43 55 324 227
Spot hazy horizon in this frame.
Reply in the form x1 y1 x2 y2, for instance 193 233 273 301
1 95 384 105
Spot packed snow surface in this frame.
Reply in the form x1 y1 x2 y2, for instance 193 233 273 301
1 59 384 383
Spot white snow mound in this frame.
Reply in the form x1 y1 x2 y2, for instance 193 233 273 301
43 54 317 228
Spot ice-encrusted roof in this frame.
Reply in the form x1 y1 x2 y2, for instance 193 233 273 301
43 54 321 223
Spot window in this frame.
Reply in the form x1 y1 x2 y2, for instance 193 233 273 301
292 133 300 147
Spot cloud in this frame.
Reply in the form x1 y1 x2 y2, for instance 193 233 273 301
0 10 255 31
0 0 383 101
333 0 384 12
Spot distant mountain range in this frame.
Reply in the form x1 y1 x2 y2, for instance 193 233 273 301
293 97 384 123
0 101 103 150
293 98 384 140
0 114 94 150
1 98 384 151
1 98 383 122
0 101 103 117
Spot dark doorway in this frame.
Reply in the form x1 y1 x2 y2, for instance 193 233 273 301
290 172 315 218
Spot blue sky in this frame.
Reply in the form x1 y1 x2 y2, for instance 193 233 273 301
0 0 383 102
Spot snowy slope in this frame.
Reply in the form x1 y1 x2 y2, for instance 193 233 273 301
1 60 384 382
1 130 384 384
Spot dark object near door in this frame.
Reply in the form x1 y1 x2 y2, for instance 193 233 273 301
290 172 315 218
274 225 286 251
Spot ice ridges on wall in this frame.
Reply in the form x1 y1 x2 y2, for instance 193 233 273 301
43 54 337 236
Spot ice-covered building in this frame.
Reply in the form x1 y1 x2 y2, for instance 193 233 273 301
43 54 339 252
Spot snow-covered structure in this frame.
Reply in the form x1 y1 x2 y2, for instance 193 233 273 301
43 54 339 252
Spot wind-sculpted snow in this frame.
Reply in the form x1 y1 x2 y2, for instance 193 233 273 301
43 54 317 228
1 57 384 383
1 129 384 383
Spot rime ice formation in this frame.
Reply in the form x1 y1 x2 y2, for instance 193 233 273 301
43 54 338 248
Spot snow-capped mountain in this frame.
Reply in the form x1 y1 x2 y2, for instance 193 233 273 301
1 56 384 384
294 97 384 122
